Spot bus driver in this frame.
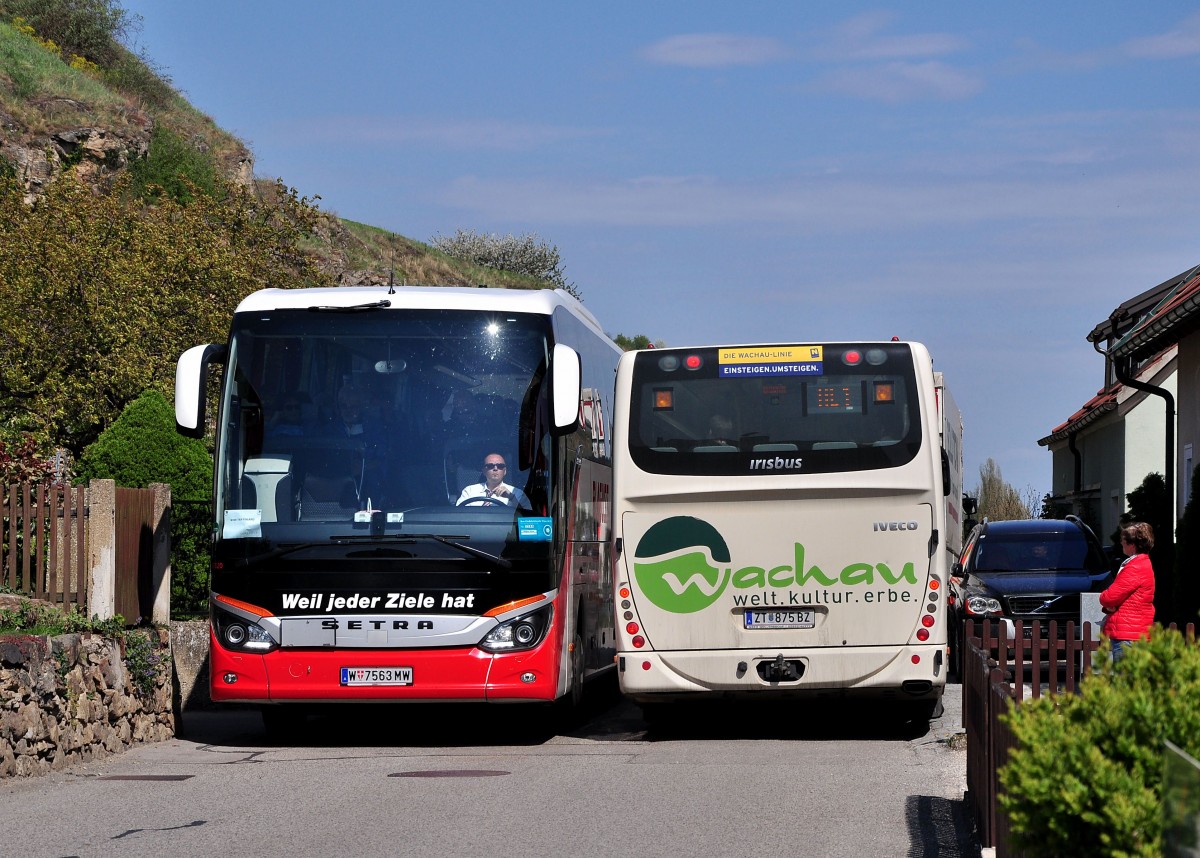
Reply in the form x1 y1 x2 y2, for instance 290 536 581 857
457 453 531 509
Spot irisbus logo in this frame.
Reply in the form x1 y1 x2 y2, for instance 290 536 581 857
633 517 732 614
632 515 921 614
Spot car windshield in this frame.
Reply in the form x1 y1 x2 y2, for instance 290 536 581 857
975 532 1101 573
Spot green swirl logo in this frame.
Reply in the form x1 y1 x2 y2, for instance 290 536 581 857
633 516 731 613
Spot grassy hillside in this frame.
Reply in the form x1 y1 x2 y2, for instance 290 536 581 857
0 13 554 291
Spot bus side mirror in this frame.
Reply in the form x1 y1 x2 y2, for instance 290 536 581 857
175 343 226 438
550 343 581 435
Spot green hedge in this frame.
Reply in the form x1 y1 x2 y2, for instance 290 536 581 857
999 627 1200 857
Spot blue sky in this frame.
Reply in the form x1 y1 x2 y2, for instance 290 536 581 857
121 1 1200 500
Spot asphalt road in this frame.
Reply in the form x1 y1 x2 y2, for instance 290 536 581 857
0 679 978 858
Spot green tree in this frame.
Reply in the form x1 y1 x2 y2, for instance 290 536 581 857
1174 463 1200 626
1119 472 1176 624
431 228 580 298
999 626 1200 857
613 333 662 351
973 458 1032 521
0 171 322 456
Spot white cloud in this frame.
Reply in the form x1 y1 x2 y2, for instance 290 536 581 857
811 61 983 103
641 33 789 68
811 11 969 61
439 161 1200 234
1123 12 1200 59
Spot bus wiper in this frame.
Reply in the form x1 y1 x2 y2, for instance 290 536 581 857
230 541 330 569
308 300 392 313
329 534 512 570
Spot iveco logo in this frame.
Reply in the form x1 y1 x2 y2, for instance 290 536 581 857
873 521 920 531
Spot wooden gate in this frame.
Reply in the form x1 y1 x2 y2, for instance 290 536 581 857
115 486 156 623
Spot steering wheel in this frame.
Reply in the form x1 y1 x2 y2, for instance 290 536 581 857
457 496 506 507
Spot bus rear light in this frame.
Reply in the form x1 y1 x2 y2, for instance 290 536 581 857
921 615 935 628
928 579 940 591
911 655 921 664
916 628 930 641
632 635 645 648
626 622 639 635
642 661 651 670
619 586 630 599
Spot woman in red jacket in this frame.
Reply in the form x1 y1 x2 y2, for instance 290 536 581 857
1099 521 1156 662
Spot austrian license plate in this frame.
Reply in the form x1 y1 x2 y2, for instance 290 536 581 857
744 610 815 629
340 667 414 686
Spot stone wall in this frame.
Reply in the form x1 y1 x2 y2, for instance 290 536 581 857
0 630 174 778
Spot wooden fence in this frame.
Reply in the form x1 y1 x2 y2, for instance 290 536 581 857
1 480 170 624
2 482 88 613
964 617 1197 857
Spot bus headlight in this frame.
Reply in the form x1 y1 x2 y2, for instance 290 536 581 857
479 605 552 653
213 605 279 653
965 595 1002 616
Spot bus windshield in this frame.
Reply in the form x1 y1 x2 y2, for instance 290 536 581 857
214 307 553 567
626 342 921 476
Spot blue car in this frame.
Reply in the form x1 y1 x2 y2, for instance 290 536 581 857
948 516 1114 677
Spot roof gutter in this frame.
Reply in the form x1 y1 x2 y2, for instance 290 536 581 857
1095 337 1176 518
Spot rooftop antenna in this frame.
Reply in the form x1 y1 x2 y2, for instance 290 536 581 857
387 234 396 294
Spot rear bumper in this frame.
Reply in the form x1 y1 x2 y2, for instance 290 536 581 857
210 627 561 703
617 645 945 701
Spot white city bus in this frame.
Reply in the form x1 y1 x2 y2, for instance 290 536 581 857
611 341 963 721
175 286 620 732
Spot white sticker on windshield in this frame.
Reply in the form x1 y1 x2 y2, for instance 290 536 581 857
223 509 262 539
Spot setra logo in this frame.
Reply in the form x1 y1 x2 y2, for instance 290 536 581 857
633 516 732 613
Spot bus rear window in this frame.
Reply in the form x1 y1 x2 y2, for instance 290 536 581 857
627 343 922 476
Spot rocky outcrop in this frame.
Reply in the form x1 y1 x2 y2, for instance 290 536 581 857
2 110 154 203
0 630 174 777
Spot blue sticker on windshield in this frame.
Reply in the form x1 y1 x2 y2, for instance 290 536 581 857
518 518 553 541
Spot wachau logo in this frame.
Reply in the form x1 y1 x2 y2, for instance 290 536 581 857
633 517 732 613
633 516 919 614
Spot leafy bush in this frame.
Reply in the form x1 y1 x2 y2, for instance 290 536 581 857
128 124 219 203
999 626 1200 857
75 389 211 498
431 228 581 298
0 433 54 485
0 0 135 67
0 595 124 636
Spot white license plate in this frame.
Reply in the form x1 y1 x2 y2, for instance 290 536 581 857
744 610 815 629
340 667 413 686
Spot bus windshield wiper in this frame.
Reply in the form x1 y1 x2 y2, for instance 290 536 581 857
308 300 391 313
229 541 330 569
329 534 511 570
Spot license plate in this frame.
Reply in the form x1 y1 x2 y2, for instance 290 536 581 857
744 610 815 629
340 667 413 686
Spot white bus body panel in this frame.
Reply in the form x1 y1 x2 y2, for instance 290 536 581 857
612 341 950 702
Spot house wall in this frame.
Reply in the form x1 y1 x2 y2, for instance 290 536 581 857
1121 365 1177 523
1177 330 1200 516
1045 416 1125 545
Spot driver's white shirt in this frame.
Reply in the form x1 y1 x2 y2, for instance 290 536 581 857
457 482 531 509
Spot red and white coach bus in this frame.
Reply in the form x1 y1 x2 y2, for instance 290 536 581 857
175 285 620 733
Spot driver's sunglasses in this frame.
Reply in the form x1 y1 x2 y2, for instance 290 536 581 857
484 463 507 470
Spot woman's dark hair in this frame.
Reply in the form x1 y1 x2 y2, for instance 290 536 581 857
1120 521 1155 553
